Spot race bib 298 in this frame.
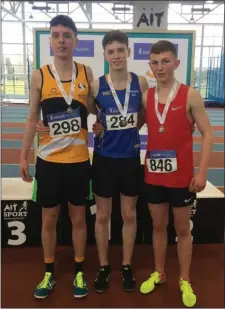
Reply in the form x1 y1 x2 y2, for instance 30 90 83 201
47 109 81 137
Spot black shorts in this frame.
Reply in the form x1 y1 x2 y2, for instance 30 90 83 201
92 153 141 198
144 183 196 208
35 156 90 208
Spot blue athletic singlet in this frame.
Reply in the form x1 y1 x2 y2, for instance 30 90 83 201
94 72 142 158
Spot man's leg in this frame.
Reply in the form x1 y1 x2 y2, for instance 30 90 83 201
119 157 140 291
149 203 169 276
120 194 137 291
173 206 192 281
66 160 90 298
95 195 112 266
120 194 137 266
140 184 168 294
92 154 113 292
33 206 59 299
68 203 89 298
42 206 60 271
34 157 61 299
170 187 196 307
68 204 87 271
93 196 112 292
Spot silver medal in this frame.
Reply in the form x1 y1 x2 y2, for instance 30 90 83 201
67 106 73 113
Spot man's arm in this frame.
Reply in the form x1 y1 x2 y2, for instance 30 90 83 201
85 66 97 115
20 70 42 181
139 75 149 94
137 77 149 130
188 87 213 190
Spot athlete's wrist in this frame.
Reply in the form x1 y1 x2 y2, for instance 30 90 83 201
197 168 207 177
20 152 28 162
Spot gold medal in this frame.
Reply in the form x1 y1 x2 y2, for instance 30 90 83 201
159 125 165 133
119 118 127 127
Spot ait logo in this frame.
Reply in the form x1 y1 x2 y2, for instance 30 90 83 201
136 8 165 28
4 201 28 220
78 83 86 91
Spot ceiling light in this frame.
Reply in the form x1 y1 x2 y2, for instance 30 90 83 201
206 1 214 3
32 5 52 11
191 7 211 13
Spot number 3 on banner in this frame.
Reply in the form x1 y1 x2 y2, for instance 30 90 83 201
7 221 26 245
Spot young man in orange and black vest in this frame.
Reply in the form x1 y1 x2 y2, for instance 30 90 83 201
20 15 94 299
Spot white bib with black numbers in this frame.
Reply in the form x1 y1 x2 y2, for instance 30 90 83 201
47 109 81 138
147 150 177 173
106 112 137 131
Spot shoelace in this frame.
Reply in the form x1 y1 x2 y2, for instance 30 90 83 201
148 271 166 284
38 273 52 289
150 271 160 280
74 272 84 288
180 280 193 293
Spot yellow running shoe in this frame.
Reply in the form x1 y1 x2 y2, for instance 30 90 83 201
180 278 197 307
140 271 165 294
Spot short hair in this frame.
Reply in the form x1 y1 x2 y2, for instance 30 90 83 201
150 40 177 57
102 30 129 49
50 15 77 36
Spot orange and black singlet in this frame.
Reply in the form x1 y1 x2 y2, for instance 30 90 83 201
37 62 89 163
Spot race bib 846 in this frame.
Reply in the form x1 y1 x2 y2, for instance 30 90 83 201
147 150 177 173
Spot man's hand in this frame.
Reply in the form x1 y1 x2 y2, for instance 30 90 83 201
92 121 104 135
20 158 33 183
189 171 207 192
36 120 49 135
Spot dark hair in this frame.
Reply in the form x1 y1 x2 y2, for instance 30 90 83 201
150 40 177 57
102 30 128 49
50 15 77 36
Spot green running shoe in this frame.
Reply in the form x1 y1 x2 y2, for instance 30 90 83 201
73 271 88 298
34 272 56 299
140 271 165 294
180 278 197 307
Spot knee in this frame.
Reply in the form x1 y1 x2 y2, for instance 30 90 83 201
42 215 58 230
71 216 86 228
122 210 136 224
152 219 168 233
175 223 191 238
96 211 110 225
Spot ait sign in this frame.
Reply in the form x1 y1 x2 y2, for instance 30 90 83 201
133 1 168 30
